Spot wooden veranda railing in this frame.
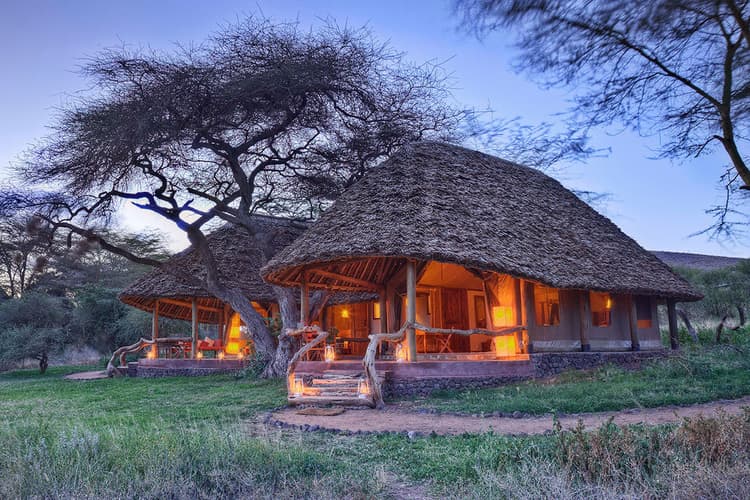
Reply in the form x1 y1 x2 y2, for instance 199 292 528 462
106 336 193 377
363 322 525 409
284 325 329 397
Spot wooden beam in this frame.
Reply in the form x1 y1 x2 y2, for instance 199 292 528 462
667 299 679 350
159 297 222 313
300 271 309 327
191 299 198 358
579 291 591 352
628 295 640 351
522 281 536 353
309 268 380 291
151 299 160 357
513 278 523 354
406 260 417 361
378 289 388 335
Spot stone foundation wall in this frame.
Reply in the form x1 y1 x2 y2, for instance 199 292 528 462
531 350 667 378
381 350 668 398
129 364 244 378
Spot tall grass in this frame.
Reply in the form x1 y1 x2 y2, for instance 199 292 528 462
0 421 385 499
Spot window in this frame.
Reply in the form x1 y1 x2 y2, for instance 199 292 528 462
534 284 560 326
635 297 652 329
590 292 612 327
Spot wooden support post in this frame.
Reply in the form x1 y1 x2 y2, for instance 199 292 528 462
628 295 640 351
379 289 388 334
406 260 417 362
513 278 523 353
579 292 591 352
300 272 309 327
667 299 679 350
191 299 199 359
522 281 535 353
151 299 160 357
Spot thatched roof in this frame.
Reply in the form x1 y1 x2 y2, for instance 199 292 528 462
120 215 306 322
652 251 744 272
120 215 377 322
262 142 701 301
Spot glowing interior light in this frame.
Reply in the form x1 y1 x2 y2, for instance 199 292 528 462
217 351 225 360
605 297 612 310
493 335 517 358
324 345 335 362
492 306 512 325
147 348 157 360
341 308 350 319
372 302 381 319
196 351 204 360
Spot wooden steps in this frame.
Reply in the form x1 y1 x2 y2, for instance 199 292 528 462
288 369 389 407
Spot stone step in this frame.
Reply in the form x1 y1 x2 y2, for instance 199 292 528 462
288 394 374 407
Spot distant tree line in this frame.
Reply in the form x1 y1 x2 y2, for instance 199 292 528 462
674 261 750 342
0 217 181 373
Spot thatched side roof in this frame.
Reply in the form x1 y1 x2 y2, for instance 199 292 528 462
120 216 306 322
120 215 377 322
262 142 701 301
652 251 744 272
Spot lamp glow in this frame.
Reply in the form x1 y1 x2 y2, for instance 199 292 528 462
357 378 370 398
493 335 517 358
324 345 335 362
196 351 204 360
394 343 407 362
492 306 512 326
341 308 350 319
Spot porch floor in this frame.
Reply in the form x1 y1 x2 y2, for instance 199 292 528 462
295 357 534 381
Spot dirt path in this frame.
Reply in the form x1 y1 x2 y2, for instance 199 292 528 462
271 396 750 436
63 370 108 380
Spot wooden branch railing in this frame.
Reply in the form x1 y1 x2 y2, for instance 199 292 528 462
106 336 193 377
284 326 329 396
363 322 526 409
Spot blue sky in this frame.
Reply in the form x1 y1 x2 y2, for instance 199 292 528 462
0 0 744 256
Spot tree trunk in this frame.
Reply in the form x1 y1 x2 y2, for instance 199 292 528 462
185 227 278 371
716 314 730 343
676 308 699 342
262 286 300 378
737 305 746 326
38 352 48 374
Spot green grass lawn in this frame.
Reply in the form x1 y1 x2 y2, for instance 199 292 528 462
1 342 749 498
406 343 750 415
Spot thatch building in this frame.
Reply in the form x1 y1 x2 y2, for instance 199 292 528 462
262 142 701 405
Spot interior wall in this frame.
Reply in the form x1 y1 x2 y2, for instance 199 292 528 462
636 297 661 350
588 294 634 351
528 289 582 352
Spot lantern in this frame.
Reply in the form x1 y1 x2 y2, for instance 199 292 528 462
357 378 370 398
290 376 304 397
324 345 335 363
147 347 157 360
196 351 204 360
217 351 225 360
394 343 407 363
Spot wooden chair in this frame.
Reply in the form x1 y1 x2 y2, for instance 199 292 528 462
303 331 325 361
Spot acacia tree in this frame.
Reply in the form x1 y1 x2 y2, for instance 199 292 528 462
456 0 750 236
0 215 56 298
3 18 464 377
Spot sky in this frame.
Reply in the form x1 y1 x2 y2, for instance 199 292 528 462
0 0 745 257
